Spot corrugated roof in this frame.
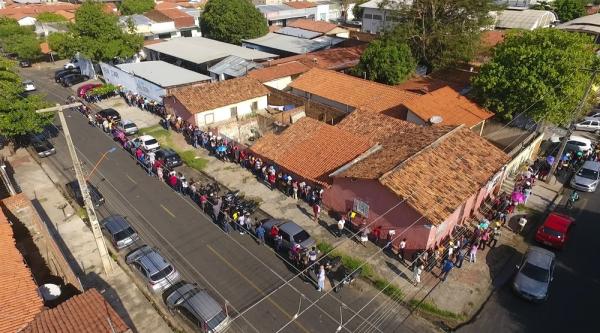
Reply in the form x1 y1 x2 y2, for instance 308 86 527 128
557 13 600 34
145 37 277 65
207 55 259 78
143 9 172 23
283 1 316 9
247 61 310 82
243 32 335 54
169 76 269 113
275 27 323 39
494 9 557 30
22 289 129 333
267 45 366 70
250 117 373 186
289 68 419 113
0 210 44 333
117 61 210 87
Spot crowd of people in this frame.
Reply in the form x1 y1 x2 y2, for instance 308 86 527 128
120 90 166 117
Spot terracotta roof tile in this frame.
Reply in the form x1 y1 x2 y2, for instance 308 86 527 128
289 68 419 113
155 2 178 10
247 61 310 82
380 126 509 225
283 1 316 9
267 45 366 70
0 211 44 333
144 9 171 23
23 289 129 333
250 117 373 186
287 18 338 34
170 77 269 114
157 8 195 28
0 3 79 20
402 86 494 127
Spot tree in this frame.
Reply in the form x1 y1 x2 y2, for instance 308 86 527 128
0 56 52 151
48 1 143 62
472 29 597 125
119 0 155 15
200 0 268 45
553 0 586 22
353 39 416 84
36 12 68 22
0 18 41 60
386 0 495 72
352 0 368 20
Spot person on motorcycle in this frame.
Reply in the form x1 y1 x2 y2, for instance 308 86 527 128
570 191 579 202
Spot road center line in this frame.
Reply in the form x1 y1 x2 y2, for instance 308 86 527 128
160 204 176 218
126 174 137 184
206 244 310 333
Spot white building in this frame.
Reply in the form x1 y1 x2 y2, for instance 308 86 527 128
360 0 411 34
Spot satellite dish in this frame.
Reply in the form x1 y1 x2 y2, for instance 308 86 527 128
39 283 61 301
429 116 443 124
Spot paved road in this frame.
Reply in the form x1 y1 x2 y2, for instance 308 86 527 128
21 66 439 333
458 185 600 333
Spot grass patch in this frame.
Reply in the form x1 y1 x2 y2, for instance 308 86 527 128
138 125 174 149
179 150 208 171
374 278 404 300
408 299 463 320
317 241 335 254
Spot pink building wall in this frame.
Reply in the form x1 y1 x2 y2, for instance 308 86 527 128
164 95 196 126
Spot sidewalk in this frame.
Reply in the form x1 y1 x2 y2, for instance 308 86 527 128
6 148 172 333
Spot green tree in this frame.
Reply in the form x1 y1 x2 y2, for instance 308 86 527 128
353 39 416 84
48 1 143 62
200 0 268 45
119 0 155 15
0 18 41 60
553 0 586 21
0 56 52 150
472 29 597 125
386 0 495 72
352 0 368 20
36 12 68 22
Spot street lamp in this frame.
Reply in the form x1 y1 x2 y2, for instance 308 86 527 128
36 103 113 275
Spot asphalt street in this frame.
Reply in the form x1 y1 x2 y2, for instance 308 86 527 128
20 66 438 333
458 184 600 332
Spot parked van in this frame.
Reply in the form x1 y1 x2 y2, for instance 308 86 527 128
165 282 230 332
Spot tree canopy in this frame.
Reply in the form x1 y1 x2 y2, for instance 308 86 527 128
553 0 586 22
200 0 268 45
351 0 368 20
472 29 598 125
0 18 41 60
0 56 52 142
386 0 495 72
119 0 155 15
36 12 68 22
353 39 416 84
48 1 143 62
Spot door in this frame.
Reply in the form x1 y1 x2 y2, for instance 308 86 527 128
279 230 291 249
230 106 238 120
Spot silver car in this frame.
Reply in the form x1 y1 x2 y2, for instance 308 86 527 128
165 282 231 332
262 219 316 250
570 161 600 192
100 215 140 250
116 120 139 135
513 246 555 302
126 245 181 293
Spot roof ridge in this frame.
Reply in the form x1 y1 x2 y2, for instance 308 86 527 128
379 125 464 182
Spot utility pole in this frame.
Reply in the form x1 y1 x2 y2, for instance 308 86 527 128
37 103 113 275
548 70 598 183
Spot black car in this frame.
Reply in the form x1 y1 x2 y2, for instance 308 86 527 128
31 138 56 158
66 180 105 208
54 68 80 82
61 74 89 87
155 148 182 168
96 108 121 122
19 60 31 68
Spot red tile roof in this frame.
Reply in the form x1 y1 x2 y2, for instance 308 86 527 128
0 3 79 20
247 61 311 82
402 86 494 127
157 8 195 28
170 77 269 114
267 45 366 70
0 211 44 333
23 289 130 333
284 1 316 9
144 9 172 23
287 18 339 34
289 68 419 113
250 117 373 186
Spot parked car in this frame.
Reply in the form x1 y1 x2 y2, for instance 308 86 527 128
574 119 600 134
513 246 555 302
586 111 600 120
116 120 139 135
54 68 80 82
262 219 315 250
22 80 36 92
100 215 140 250
535 212 574 249
134 135 160 152
77 83 102 97
65 180 105 208
96 108 122 122
63 58 80 69
30 137 56 158
155 148 182 168
164 282 231 332
19 59 31 67
125 245 181 293
565 135 592 153
61 74 89 87
570 160 600 192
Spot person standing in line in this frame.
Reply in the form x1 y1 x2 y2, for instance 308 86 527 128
440 258 454 281
336 216 346 237
399 238 407 264
489 226 500 248
313 202 321 222
238 214 246 235
308 247 319 274
469 243 478 263
413 264 423 286
455 246 466 268
256 222 266 245
518 216 528 234
317 265 326 292
274 233 283 252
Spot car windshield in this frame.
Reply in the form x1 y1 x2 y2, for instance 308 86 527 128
577 168 598 180
293 230 311 244
124 123 136 129
542 227 563 238
521 262 550 282
150 265 173 281
114 227 135 241
207 310 227 330
145 139 158 145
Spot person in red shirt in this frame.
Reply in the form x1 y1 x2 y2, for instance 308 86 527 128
270 225 279 238
168 174 178 188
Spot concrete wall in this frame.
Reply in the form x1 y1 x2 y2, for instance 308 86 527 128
208 117 260 142
264 76 293 90
164 95 196 124
194 96 268 127
290 87 353 113
406 110 426 125
504 132 544 177
267 86 347 124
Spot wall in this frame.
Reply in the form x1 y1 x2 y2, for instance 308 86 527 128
361 7 384 33
290 87 353 113
208 117 260 143
100 62 166 102
504 132 544 177
264 76 293 90
149 21 177 35
405 110 426 125
164 95 196 125
194 96 268 127
267 87 346 124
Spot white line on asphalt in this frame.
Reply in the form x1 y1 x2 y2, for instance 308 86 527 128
160 204 176 219
126 174 137 184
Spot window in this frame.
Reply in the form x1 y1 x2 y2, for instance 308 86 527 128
178 306 201 327
363 13 373 19
230 106 238 119
279 230 290 242
251 101 258 111
204 113 214 124
181 30 192 37
372 14 383 21
158 32 171 39
581 121 591 126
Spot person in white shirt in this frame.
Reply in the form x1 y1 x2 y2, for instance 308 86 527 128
336 217 346 237
399 238 407 263
518 217 527 234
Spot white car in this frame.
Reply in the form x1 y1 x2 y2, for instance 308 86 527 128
586 111 600 120
137 135 160 152
23 80 36 91
565 135 592 152
63 58 80 69
575 119 600 134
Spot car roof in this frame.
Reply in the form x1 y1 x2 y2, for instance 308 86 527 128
159 148 176 155
121 119 134 125
568 135 591 144
279 221 303 235
543 213 573 233
102 215 130 234
170 284 223 321
23 80 33 84
526 246 555 269
139 135 155 141
99 108 119 114
582 160 600 170
134 247 170 273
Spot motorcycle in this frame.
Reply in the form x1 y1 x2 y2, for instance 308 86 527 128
334 265 362 293
565 191 579 210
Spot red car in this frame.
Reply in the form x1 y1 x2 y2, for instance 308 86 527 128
535 212 574 249
77 83 102 97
